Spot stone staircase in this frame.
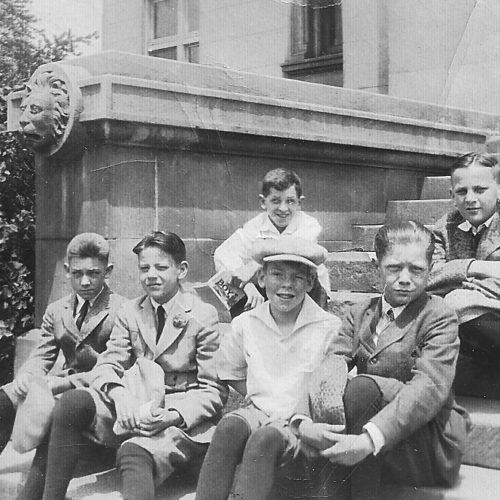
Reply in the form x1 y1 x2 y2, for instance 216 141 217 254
328 175 500 499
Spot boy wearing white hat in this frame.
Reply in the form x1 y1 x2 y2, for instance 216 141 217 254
195 236 343 500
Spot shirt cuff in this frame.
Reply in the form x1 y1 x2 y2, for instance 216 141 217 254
289 414 312 435
363 422 385 456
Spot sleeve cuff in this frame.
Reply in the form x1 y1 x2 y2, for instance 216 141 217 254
363 422 385 455
289 414 312 435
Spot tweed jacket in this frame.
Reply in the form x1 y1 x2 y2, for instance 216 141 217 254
3 284 126 403
329 293 467 451
89 290 227 440
428 209 500 297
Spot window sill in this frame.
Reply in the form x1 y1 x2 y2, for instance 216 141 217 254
281 53 342 76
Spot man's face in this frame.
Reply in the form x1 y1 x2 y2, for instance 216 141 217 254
138 246 188 304
258 260 313 314
259 186 303 231
19 90 56 150
378 243 430 308
65 257 112 301
451 165 499 227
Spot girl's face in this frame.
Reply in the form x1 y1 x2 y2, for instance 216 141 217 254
378 242 430 308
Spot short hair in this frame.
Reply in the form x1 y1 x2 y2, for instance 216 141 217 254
132 231 186 264
261 168 302 198
450 152 500 181
374 221 435 264
66 233 110 263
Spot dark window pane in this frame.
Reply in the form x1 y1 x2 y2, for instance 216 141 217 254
151 46 177 60
154 0 178 38
290 4 307 56
185 42 199 63
186 0 199 32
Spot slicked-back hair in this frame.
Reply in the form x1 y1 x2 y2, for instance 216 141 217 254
132 231 186 264
374 221 435 264
261 168 303 198
66 233 110 264
450 152 500 181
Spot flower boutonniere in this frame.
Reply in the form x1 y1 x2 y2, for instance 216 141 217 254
172 314 188 329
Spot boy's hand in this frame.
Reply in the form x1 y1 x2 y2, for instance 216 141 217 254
45 376 73 395
136 409 183 437
11 372 33 399
243 283 265 310
298 420 345 451
109 386 141 431
319 432 375 466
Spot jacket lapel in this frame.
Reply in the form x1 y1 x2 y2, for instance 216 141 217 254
78 285 111 342
137 297 158 355
479 212 500 259
375 293 428 354
357 298 380 355
61 294 80 339
155 292 191 358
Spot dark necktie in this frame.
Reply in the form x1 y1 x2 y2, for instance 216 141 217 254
472 226 486 254
156 305 166 343
75 300 90 331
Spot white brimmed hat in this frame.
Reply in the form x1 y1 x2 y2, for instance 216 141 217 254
251 236 327 269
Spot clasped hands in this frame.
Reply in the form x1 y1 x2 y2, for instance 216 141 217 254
109 386 182 437
298 420 375 466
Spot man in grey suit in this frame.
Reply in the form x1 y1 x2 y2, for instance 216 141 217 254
0 232 126 500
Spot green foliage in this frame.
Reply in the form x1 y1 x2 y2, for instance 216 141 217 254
0 0 96 338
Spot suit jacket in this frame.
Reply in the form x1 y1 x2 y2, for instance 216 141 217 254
4 284 126 404
428 209 500 297
90 289 227 435
327 294 466 451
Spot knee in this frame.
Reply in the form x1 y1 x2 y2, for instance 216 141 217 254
117 442 153 469
244 426 284 460
213 414 249 442
343 376 383 422
53 389 92 425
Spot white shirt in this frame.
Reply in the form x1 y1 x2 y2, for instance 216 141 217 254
217 295 341 420
74 287 104 318
372 297 406 346
213 211 330 291
457 213 494 235
150 292 180 337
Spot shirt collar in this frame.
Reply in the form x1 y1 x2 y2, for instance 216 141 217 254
381 296 405 321
150 291 179 317
259 212 302 237
458 213 495 235
75 286 104 312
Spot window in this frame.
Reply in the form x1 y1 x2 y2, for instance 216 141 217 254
148 0 200 63
282 0 342 84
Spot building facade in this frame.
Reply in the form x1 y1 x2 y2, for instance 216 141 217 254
102 0 500 114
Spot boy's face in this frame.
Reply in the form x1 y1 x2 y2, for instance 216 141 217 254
451 165 499 227
378 243 429 308
65 257 112 301
259 185 303 230
138 246 188 304
258 260 313 314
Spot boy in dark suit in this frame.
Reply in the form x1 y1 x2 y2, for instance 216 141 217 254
40 231 227 500
1 232 126 500
428 152 500 396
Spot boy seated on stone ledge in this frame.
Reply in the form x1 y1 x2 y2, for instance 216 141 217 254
213 168 331 317
196 236 342 500
428 152 500 398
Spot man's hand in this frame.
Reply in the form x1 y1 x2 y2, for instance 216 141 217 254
109 386 141 431
136 409 183 437
11 373 33 399
45 376 73 395
243 283 265 310
468 260 500 280
319 432 375 466
298 420 345 451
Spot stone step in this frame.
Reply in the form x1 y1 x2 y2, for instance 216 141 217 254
420 176 451 200
381 464 500 500
326 252 380 293
386 199 453 225
459 396 500 470
351 224 383 251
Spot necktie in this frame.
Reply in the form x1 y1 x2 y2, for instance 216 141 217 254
472 226 486 254
156 305 165 343
387 308 395 322
75 300 90 330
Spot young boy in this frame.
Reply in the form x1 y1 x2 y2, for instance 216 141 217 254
2 232 126 500
428 152 500 395
214 168 331 316
39 231 227 500
196 236 342 500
